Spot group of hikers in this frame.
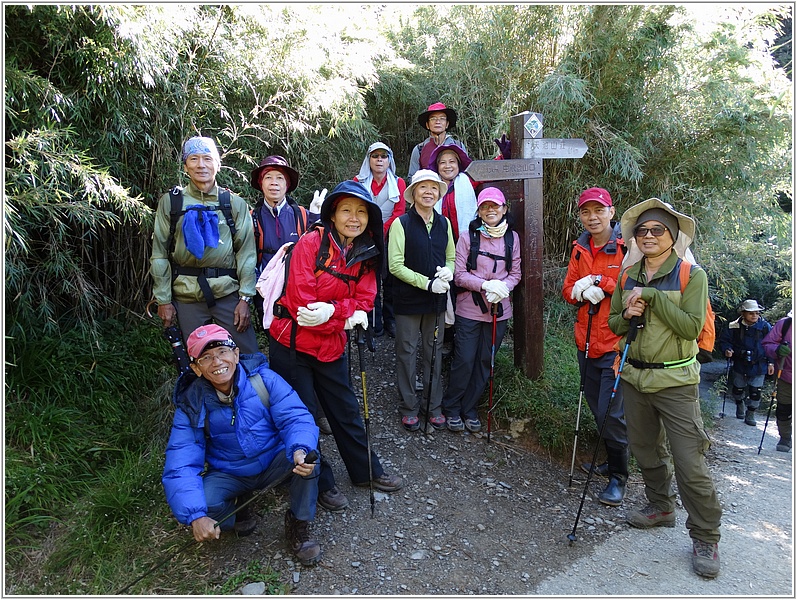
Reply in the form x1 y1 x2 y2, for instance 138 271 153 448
150 102 792 579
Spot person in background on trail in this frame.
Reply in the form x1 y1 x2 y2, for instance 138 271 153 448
249 155 331 437
150 136 259 353
161 324 322 566
718 299 774 426
407 102 467 180
388 169 455 432
762 310 792 452
608 198 722 579
267 179 404 513
353 142 407 338
442 187 521 433
561 187 629 507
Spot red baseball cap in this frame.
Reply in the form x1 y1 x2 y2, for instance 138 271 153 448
578 187 613 208
186 324 236 360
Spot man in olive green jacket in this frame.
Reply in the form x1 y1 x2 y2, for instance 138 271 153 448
150 136 258 353
608 198 721 580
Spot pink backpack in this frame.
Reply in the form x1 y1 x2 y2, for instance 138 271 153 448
255 242 295 330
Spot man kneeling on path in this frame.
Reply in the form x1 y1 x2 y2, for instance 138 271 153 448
162 324 322 566
608 199 722 579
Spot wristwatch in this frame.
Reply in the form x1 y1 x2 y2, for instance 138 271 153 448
239 295 252 303
593 275 603 287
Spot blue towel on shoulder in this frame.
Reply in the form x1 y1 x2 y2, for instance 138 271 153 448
182 205 220 259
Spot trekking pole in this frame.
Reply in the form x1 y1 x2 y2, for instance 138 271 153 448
487 303 498 443
718 357 732 418
355 325 375 518
758 357 785 454
116 450 318 594
424 314 441 435
568 316 643 546
568 301 599 486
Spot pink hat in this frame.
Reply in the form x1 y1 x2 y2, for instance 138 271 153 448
186 324 236 360
417 102 458 130
477 187 506 207
578 187 613 208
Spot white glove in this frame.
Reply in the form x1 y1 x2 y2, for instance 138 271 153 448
309 188 327 214
485 290 502 304
570 275 595 302
297 301 335 327
435 265 454 283
582 284 606 305
429 278 450 294
482 279 508 298
344 309 368 330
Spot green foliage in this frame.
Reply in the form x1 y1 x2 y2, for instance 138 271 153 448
219 560 288 595
5 318 173 545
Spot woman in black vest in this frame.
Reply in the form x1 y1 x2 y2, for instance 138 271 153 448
387 170 455 432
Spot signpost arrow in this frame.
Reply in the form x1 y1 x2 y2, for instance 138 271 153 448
523 138 588 159
465 158 542 181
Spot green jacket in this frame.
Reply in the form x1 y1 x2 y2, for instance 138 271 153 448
608 251 706 393
150 182 256 305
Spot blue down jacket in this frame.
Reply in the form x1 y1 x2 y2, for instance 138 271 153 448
162 353 318 526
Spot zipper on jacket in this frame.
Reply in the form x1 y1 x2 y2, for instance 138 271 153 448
230 405 236 427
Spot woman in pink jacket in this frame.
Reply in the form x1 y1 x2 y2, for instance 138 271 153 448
442 187 521 432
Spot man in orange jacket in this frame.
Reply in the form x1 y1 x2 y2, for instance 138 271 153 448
562 187 629 506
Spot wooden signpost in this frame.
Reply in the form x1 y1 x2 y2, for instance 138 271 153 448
466 111 587 380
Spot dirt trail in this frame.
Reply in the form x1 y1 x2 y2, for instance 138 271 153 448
206 343 792 596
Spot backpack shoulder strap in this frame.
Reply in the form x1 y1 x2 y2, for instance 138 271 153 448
218 188 236 237
248 372 271 410
677 259 693 293
504 227 514 271
295 205 309 234
168 186 184 257
467 228 480 272
252 204 263 264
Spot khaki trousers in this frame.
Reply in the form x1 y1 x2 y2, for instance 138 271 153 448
623 382 722 544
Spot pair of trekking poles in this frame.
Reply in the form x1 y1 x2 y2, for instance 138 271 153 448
567 302 643 545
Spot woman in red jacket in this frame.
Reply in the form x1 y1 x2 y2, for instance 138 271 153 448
268 180 404 513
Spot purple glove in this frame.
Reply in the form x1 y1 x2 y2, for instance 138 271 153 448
494 134 511 159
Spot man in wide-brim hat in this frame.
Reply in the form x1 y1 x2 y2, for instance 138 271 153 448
407 101 468 180
608 198 723 579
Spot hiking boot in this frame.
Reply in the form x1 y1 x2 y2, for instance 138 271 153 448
776 437 792 452
580 461 609 477
384 321 396 338
316 417 332 435
233 502 257 537
744 409 757 426
402 415 420 432
356 472 404 492
465 419 482 433
317 487 349 512
691 540 720 578
598 477 626 507
627 503 676 528
735 401 745 419
284 509 321 566
429 415 447 430
447 416 465 432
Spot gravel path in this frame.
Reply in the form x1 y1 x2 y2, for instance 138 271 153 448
534 359 794 595
204 343 792 596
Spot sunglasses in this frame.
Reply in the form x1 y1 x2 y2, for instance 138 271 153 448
370 153 389 159
634 226 668 238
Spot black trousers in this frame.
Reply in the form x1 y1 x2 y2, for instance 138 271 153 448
268 334 384 493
